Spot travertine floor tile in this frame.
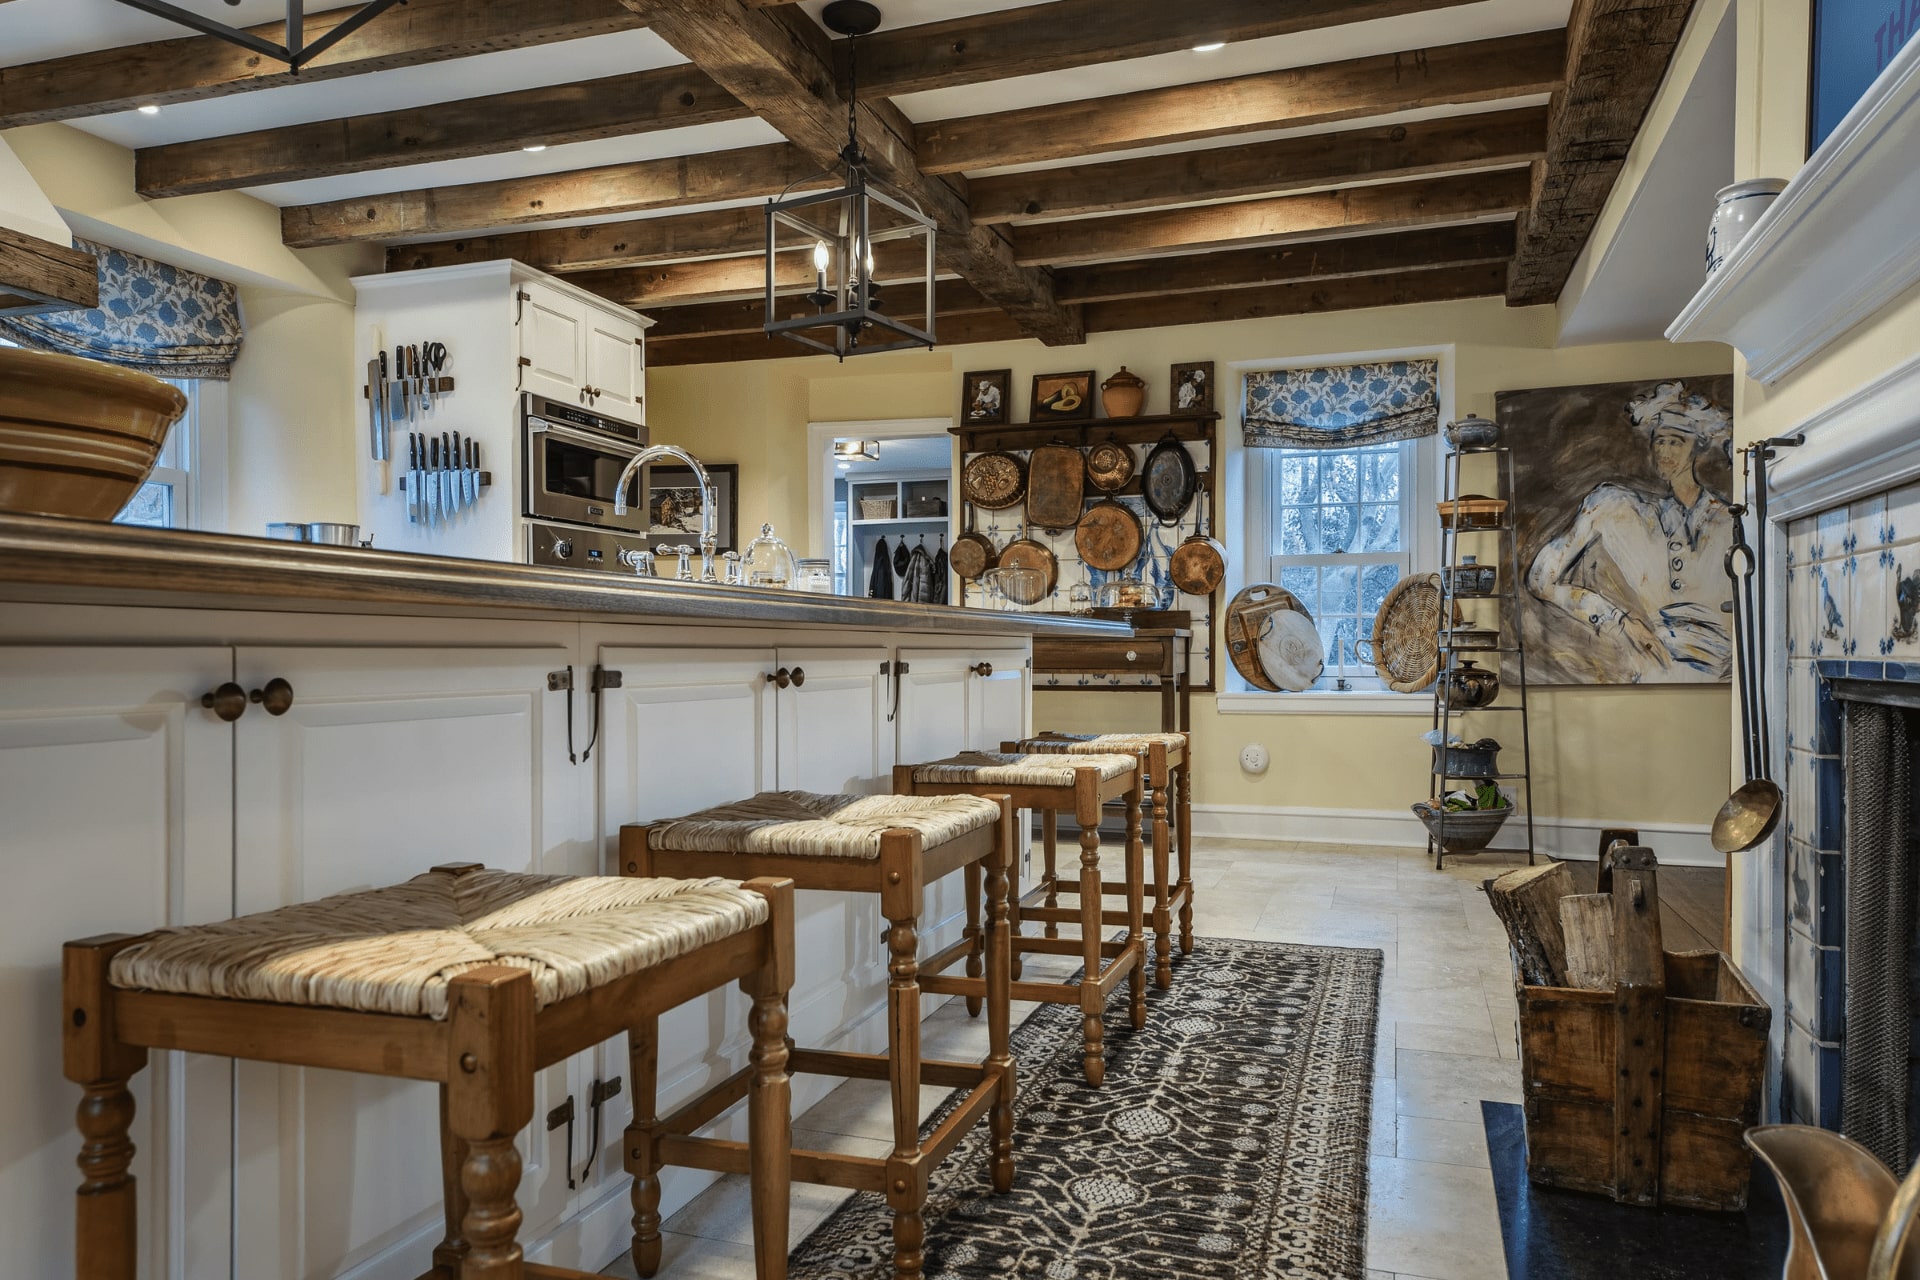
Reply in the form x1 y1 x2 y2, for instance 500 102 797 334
1365 1155 1506 1280
1396 1114 1494 1169
1394 1048 1523 1122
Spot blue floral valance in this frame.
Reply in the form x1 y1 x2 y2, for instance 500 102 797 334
1242 359 1439 449
0 238 243 380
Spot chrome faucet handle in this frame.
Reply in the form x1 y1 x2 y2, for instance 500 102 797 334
619 548 655 577
721 551 744 585
698 537 719 584
669 545 695 580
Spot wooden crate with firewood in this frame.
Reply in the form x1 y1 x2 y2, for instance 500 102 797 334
1486 847 1771 1212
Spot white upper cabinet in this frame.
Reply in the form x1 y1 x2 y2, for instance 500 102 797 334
518 281 588 404
584 315 646 422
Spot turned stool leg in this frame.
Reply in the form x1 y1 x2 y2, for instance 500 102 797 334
446 968 535 1280
739 874 794 1280
963 861 984 1019
64 937 149 1280
1176 761 1195 954
1041 809 1060 940
985 797 1017 1195
1150 758 1174 989
625 1015 663 1277
880 835 927 1280
1075 773 1105 1087
436 1087 473 1274
1126 774 1147 1032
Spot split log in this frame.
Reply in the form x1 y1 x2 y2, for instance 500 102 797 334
1485 861 1572 987
1558 893 1613 990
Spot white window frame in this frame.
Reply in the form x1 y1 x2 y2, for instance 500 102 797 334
1219 345 1452 716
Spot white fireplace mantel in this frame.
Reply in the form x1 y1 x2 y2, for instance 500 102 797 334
1667 38 1920 386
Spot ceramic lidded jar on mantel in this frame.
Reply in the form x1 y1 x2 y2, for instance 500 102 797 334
1706 179 1788 275
1100 366 1147 418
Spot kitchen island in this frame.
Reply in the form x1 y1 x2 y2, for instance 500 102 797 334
0 514 1128 1280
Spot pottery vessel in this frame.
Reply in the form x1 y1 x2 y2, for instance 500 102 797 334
1100 366 1147 418
1706 178 1788 275
1445 415 1500 449
1442 660 1501 708
0 347 188 521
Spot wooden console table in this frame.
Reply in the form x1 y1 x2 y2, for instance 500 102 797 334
1031 626 1191 734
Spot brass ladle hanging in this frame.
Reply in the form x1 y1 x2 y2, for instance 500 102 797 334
1713 500 1782 854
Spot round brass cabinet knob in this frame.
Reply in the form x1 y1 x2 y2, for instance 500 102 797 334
200 682 247 722
971 662 994 677
771 667 792 689
250 678 295 716
790 667 805 687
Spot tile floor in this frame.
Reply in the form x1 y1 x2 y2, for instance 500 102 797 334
602 837 1531 1280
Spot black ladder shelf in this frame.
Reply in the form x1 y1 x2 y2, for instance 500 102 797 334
1428 443 1537 870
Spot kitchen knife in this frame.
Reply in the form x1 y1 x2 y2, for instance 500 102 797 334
392 345 407 423
426 435 440 525
440 430 454 516
365 357 384 457
466 436 479 506
450 430 464 513
405 433 420 523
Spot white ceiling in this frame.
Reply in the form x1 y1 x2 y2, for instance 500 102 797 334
1556 4 1735 345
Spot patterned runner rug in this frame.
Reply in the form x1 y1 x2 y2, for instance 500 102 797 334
789 936 1382 1279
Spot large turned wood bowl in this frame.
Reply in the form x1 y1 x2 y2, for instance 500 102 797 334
0 347 188 520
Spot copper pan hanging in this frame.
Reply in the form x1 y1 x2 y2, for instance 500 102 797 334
949 502 998 580
1085 438 1136 492
962 450 1027 510
1141 431 1197 523
1075 497 1144 572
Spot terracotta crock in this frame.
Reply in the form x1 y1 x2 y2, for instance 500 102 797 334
1100 366 1147 418
0 347 187 520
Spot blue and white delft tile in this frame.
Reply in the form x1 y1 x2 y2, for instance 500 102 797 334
1848 493 1886 559
1814 505 1850 562
1786 658 1814 751
1814 849 1844 949
1885 479 1920 546
1851 543 1892 657
1783 1023 1817 1124
1786 746 1817 843
1786 836 1817 936
1807 561 1846 655
1814 752 1844 851
1787 516 1815 575
1886 549 1920 662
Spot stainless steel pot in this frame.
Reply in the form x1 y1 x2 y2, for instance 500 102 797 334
305 522 362 546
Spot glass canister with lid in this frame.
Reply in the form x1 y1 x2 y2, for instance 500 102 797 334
794 558 834 594
741 523 798 588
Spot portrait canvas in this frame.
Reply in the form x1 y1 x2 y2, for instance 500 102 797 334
1171 361 1214 413
647 461 739 552
1497 377 1736 686
963 369 1010 425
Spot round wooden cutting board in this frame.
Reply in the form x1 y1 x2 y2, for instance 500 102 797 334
1224 583 1322 692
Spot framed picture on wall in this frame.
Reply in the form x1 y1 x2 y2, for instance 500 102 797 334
1030 370 1095 421
1810 0 1917 151
962 369 1010 425
1171 361 1215 413
647 461 739 552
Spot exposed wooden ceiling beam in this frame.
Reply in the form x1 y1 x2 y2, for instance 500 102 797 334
1050 223 1517 302
0 0 640 128
284 143 820 248
648 309 1032 367
643 262 1508 365
1013 170 1531 266
644 279 994 339
971 106 1547 225
385 205 776 275
0 227 98 317
618 0 1083 346
137 66 747 198
850 0 1489 99
914 29 1566 175
1506 0 1698 306
568 257 795 308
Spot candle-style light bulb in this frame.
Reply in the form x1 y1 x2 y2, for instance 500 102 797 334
812 239 830 292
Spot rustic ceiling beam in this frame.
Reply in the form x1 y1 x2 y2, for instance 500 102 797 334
914 29 1566 175
569 257 801 307
1013 170 1532 266
617 0 1084 347
1050 223 1517 303
643 261 1508 365
0 0 641 128
284 142 820 247
0 227 99 317
971 106 1547 226
1505 0 1699 306
645 278 994 339
136 66 748 198
849 0 1489 99
384 205 779 274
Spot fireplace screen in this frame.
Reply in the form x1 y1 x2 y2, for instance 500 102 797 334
1843 699 1916 1171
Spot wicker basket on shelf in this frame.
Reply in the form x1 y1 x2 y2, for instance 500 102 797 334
859 497 898 520
1366 573 1451 694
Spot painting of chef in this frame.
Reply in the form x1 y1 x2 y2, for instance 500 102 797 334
1498 377 1736 685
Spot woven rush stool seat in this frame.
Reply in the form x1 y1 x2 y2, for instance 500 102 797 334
623 790 1017 1280
1011 731 1195 988
894 751 1146 1088
64 863 797 1280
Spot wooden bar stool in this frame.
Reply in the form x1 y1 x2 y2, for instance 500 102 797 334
894 751 1146 1087
1009 731 1195 988
62 864 795 1280
620 790 1017 1280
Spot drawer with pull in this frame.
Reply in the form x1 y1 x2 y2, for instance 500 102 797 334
1032 637 1174 677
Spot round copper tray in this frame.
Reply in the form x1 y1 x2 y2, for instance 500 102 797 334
963 451 1027 510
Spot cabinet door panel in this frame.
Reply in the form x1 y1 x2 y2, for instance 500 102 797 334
230 646 580 1280
776 647 891 794
0 647 234 1280
895 649 973 766
584 319 644 421
970 654 1029 751
519 283 585 403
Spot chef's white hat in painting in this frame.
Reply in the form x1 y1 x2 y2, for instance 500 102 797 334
1627 380 1732 449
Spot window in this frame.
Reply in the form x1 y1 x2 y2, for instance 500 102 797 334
115 380 195 529
1267 440 1421 690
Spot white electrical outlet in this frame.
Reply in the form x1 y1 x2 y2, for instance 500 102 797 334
1240 743 1270 774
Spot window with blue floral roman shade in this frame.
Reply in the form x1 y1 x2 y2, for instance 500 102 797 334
1242 359 1439 449
0 239 243 380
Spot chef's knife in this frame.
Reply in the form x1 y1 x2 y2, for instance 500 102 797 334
427 435 441 525
466 436 479 506
405 433 419 523
440 430 454 516
450 430 464 513
392 345 407 423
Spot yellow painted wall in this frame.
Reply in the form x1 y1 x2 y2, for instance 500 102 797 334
650 295 1735 831
5 122 380 535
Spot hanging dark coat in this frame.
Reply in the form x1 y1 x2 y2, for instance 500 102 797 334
868 536 894 599
930 543 950 605
900 542 935 604
893 537 912 577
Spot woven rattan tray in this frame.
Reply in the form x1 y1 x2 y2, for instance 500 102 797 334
1369 573 1447 693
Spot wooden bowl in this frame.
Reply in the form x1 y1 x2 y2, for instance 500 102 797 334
0 347 188 520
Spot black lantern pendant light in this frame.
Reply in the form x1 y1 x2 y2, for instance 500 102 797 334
763 0 936 359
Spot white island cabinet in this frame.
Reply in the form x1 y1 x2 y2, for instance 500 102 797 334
0 515 1117 1279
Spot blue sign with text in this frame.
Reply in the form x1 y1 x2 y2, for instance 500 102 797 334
1812 0 1919 148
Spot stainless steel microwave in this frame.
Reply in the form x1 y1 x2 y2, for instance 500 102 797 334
521 393 650 534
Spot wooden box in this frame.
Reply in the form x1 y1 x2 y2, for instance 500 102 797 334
1517 946 1771 1211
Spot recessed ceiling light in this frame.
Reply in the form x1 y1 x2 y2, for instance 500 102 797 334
1191 41 1226 52
836 462 851 471
522 144 548 153
136 103 162 115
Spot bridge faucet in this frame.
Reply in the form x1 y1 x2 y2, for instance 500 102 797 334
612 444 717 583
